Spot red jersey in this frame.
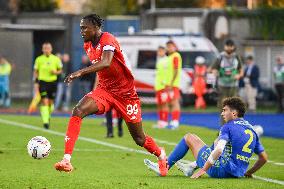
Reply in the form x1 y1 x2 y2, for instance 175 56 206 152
84 32 137 98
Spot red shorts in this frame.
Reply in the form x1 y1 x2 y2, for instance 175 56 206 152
168 87 180 101
156 89 169 105
86 88 142 123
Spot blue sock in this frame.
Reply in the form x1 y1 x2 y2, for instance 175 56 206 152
168 138 189 169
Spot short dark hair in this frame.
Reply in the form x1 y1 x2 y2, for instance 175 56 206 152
82 14 104 27
166 40 175 45
222 97 246 117
246 55 253 60
225 39 235 46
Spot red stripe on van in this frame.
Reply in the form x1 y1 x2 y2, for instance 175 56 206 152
134 80 154 91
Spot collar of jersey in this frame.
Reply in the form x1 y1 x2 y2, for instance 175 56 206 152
91 32 104 48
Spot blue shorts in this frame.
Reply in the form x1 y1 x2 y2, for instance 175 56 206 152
196 145 235 178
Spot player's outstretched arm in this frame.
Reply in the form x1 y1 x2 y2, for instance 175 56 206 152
64 51 114 84
245 151 268 178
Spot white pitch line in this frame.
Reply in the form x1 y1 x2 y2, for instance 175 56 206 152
0 118 148 155
250 157 284 166
0 118 283 186
253 175 284 186
0 148 125 152
274 163 284 166
153 138 177 146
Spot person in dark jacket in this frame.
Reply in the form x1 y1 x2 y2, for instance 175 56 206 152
243 55 260 113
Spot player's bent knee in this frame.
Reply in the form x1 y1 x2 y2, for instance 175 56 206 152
72 106 85 118
184 133 193 140
184 133 198 145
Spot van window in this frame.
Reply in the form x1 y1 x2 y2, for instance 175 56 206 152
137 50 156 69
137 50 217 69
181 51 217 68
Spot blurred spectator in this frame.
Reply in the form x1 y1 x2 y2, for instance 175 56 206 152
0 56 12 107
209 39 243 108
243 55 260 113
273 55 284 113
105 109 123 138
154 46 169 128
27 80 40 114
238 76 245 101
79 55 96 98
55 53 72 111
165 40 182 129
193 56 207 109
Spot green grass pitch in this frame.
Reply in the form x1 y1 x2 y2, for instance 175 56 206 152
0 114 283 189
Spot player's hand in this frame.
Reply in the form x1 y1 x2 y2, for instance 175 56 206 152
50 70 57 75
190 169 206 179
244 172 253 178
64 72 81 84
234 74 241 80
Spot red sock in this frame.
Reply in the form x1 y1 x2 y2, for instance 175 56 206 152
161 111 168 122
143 135 161 157
64 116 82 155
172 110 180 121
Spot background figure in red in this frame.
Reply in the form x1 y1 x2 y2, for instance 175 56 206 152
154 46 169 128
193 56 207 109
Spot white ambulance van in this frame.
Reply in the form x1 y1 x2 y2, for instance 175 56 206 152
117 33 218 106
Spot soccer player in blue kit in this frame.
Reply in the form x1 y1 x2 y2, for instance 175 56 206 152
144 97 268 178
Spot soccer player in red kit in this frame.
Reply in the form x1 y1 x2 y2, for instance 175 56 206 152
54 14 168 176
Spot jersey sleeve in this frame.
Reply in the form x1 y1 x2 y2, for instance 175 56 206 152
34 57 39 70
102 34 116 52
57 57 63 69
7 62 12 74
173 56 179 69
219 124 230 141
254 136 265 154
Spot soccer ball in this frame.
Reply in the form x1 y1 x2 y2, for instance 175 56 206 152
253 125 264 137
27 136 51 159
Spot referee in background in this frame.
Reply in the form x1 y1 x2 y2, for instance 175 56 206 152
33 42 62 129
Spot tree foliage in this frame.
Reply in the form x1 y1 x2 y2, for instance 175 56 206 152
83 0 125 17
250 7 284 40
141 0 199 9
226 6 284 40
19 0 57 12
83 0 201 16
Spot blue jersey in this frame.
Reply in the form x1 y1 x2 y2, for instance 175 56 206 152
218 118 264 177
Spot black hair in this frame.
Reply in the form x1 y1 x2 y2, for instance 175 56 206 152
246 55 253 60
166 40 175 45
82 14 104 27
222 97 246 117
225 39 235 46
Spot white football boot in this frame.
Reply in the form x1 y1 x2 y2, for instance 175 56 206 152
176 160 198 177
144 159 160 175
